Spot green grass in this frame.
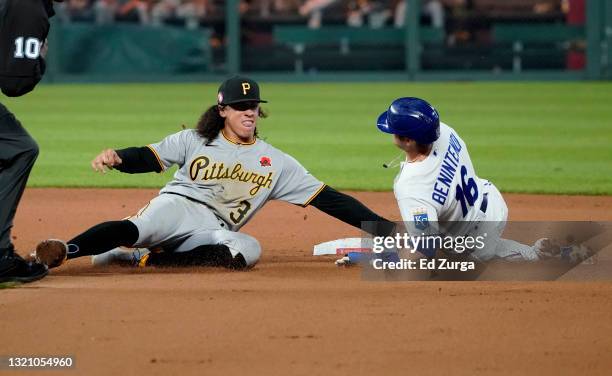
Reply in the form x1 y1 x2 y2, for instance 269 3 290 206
0 282 20 289
2 82 611 194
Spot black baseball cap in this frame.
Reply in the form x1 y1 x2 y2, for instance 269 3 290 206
217 76 268 105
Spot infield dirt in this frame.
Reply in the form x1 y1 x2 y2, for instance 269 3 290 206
2 189 612 376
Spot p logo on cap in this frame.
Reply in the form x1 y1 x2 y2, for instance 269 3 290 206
217 76 267 105
242 82 251 95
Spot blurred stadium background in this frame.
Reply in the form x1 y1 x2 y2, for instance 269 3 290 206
45 0 611 81
9 0 610 194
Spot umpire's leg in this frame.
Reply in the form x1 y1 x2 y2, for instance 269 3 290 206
0 102 39 257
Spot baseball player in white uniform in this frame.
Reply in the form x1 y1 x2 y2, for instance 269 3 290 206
33 76 395 270
376 97 542 262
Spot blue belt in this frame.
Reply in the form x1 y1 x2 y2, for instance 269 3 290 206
479 193 489 213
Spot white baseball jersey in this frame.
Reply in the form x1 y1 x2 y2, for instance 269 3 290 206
394 122 491 236
392 123 541 262
148 129 325 231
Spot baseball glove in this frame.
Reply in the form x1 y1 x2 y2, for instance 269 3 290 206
34 239 68 268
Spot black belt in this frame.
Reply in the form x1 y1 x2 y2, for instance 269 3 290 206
479 193 488 213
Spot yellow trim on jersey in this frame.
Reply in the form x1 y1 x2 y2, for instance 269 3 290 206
135 201 151 218
146 145 165 172
302 183 327 207
221 129 257 146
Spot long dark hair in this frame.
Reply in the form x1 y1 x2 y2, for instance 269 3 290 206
196 105 268 144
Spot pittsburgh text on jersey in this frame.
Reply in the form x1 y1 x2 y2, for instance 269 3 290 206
189 156 274 196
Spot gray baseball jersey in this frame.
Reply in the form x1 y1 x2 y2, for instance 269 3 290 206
147 129 325 231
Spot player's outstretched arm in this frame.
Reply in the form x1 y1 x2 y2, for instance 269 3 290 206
91 149 123 173
91 147 163 174
308 186 396 237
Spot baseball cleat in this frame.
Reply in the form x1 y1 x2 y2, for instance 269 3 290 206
34 239 68 269
0 253 48 283
91 247 150 267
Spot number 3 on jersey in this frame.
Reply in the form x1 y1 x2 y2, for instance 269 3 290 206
230 200 252 224
14 37 42 59
455 165 478 217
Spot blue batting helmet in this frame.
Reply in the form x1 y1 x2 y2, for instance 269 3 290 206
376 97 440 144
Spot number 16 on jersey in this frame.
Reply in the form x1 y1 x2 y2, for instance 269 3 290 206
455 165 478 218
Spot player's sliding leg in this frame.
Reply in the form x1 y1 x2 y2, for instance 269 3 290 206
67 221 139 258
178 230 261 267
493 238 539 261
34 220 140 268
92 229 259 269
468 183 539 262
144 230 261 269
35 194 182 268
146 244 248 269
91 246 150 267
127 230 259 269
92 244 248 269
39 194 265 270
470 223 540 262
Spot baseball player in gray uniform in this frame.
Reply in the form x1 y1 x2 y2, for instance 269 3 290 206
34 76 394 269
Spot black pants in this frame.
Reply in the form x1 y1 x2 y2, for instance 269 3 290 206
0 102 39 257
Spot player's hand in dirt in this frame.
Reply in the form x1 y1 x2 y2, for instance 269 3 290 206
91 149 123 173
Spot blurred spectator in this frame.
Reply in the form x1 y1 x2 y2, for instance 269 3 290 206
394 0 444 28
94 0 151 25
446 0 472 44
57 0 96 22
151 0 214 29
533 1 559 14
347 1 391 28
236 0 300 17
258 0 301 17
564 0 585 70
239 0 252 15
299 0 339 29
